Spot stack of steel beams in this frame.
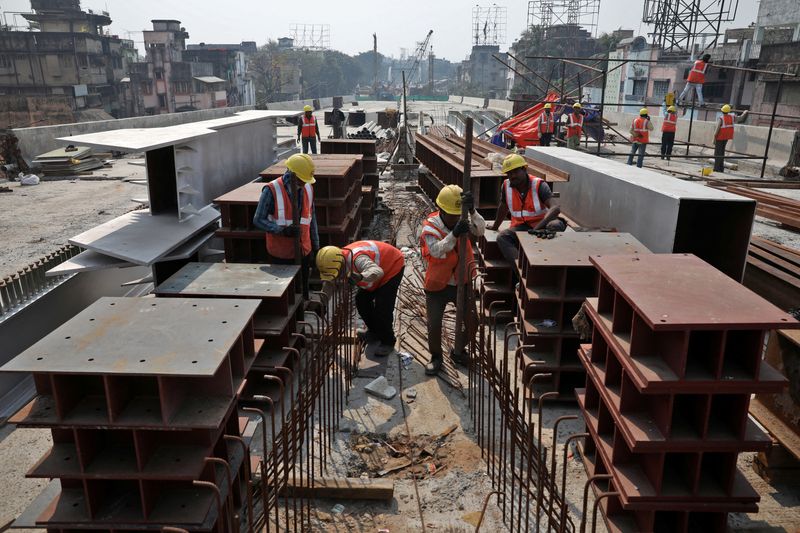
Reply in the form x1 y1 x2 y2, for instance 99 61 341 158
476 223 516 320
1 296 261 532
154 263 304 407
321 139 379 226
577 254 796 532
516 232 649 399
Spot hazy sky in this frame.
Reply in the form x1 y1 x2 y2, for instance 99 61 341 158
0 0 761 61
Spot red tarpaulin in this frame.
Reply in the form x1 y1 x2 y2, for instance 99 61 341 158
496 92 561 149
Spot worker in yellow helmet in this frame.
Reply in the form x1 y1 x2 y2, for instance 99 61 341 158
317 241 405 356
661 105 678 161
491 153 564 262
419 185 485 374
565 102 584 150
538 103 555 146
253 153 318 298
713 104 749 173
297 104 321 154
627 108 654 168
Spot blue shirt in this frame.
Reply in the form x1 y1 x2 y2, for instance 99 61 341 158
252 171 319 251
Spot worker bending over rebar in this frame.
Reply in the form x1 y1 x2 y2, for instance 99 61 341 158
420 185 484 375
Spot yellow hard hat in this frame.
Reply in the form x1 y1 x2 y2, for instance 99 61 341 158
573 102 582 109
436 184 463 215
316 246 345 281
639 108 649 116
721 104 731 113
501 153 527 175
544 103 552 109
667 105 676 113
286 153 316 184
303 105 313 112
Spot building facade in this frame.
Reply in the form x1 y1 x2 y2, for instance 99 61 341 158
184 42 257 107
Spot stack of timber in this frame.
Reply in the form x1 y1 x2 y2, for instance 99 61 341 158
744 236 800 312
708 181 800 231
33 146 105 175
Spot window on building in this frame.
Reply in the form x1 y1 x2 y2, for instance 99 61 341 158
140 81 153 95
764 81 800 104
652 80 670 101
158 94 168 109
173 81 191 94
155 69 163 80
58 55 73 69
77 55 88 68
0 55 11 69
632 79 647 96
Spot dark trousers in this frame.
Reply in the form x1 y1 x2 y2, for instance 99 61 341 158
627 142 646 168
332 125 344 139
355 268 404 346
425 284 477 358
540 133 552 147
714 139 728 172
497 220 567 263
660 132 675 159
272 253 312 300
301 137 317 154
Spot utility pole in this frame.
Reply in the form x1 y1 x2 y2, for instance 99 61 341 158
373 33 378 98
428 47 434 95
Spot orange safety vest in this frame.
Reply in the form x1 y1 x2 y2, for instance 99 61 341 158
301 115 317 138
716 114 734 141
419 212 475 292
687 60 708 84
264 177 314 259
539 112 555 134
632 116 650 144
662 112 677 133
344 240 405 291
504 175 548 228
566 112 583 138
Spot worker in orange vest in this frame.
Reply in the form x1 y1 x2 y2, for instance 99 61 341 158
491 154 564 262
627 108 654 168
297 105 321 154
538 103 555 147
713 104 749 173
661 105 678 160
316 241 406 356
565 102 584 150
678 54 711 107
420 185 485 374
253 153 318 299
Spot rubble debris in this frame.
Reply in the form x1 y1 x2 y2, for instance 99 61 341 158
365 375 397 400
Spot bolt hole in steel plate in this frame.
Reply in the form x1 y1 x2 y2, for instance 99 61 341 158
1 297 260 377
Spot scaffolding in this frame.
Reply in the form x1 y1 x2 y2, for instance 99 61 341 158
472 5 508 46
526 0 601 37
288 23 331 51
642 0 739 52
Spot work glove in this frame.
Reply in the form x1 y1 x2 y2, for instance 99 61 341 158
349 272 363 286
452 219 471 238
281 226 300 238
461 191 475 213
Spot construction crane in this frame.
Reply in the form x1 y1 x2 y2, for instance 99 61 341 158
394 30 433 87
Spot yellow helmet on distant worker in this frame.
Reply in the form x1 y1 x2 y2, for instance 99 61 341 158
544 103 552 110
501 153 527 175
436 185 463 215
573 102 582 109
639 108 649 116
303 105 313 112
667 105 676 113
316 246 345 281
286 153 316 184
721 104 732 113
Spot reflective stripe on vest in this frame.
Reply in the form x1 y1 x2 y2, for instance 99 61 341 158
632 117 650 144
301 115 317 138
716 114 735 141
566 113 583 138
269 178 314 226
419 212 474 291
345 240 405 291
504 176 547 227
347 242 381 290
687 60 707 84
662 112 677 133
539 113 554 133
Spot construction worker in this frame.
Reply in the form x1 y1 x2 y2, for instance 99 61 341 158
420 185 485 375
713 104 749 173
538 103 555 147
565 103 584 150
297 105 321 154
661 105 678 160
491 154 564 263
331 105 346 139
678 54 711 107
253 153 318 299
627 108 653 168
316 241 405 356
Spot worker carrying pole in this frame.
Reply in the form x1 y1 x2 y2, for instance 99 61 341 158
713 104 749 173
297 105 321 154
565 102 584 150
661 105 678 160
678 53 711 107
491 154 565 263
419 185 485 375
253 153 318 299
316 241 405 357
538 103 555 147
627 108 654 168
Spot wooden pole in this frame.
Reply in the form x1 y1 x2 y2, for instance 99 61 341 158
454 117 474 356
293 179 302 265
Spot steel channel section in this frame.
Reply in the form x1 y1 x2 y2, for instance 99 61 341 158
575 254 798 532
